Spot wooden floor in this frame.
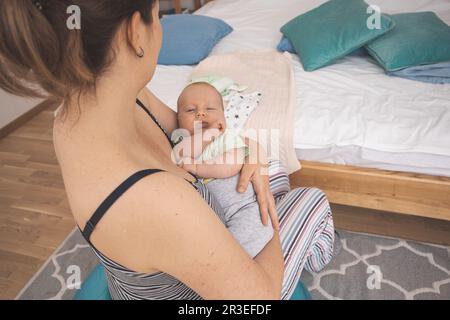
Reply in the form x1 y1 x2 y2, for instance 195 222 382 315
0 104 75 300
1 104 449 300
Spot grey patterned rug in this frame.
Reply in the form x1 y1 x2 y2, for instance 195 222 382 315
16 228 450 300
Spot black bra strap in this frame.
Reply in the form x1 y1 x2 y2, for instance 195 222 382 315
136 98 175 148
82 169 165 242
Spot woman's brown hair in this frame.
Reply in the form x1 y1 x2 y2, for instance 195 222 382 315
0 0 156 113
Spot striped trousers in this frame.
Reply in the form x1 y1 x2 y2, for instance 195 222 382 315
268 161 335 300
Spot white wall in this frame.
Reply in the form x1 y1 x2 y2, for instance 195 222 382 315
0 89 43 129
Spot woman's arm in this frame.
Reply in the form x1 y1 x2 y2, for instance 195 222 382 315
138 88 178 134
254 231 284 297
97 173 284 300
238 138 279 230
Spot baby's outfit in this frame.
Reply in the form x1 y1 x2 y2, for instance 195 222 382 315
198 128 249 162
172 128 273 258
198 129 274 258
207 175 274 258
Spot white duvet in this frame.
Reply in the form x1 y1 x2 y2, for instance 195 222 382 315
148 0 450 166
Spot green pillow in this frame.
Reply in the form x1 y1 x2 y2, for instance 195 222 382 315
281 0 395 71
365 12 450 72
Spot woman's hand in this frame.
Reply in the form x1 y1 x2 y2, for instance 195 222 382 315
238 141 279 231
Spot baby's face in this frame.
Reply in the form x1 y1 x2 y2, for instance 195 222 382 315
177 83 226 135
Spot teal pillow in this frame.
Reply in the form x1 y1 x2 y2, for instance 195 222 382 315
365 12 450 72
291 281 312 300
280 0 394 71
74 264 112 300
277 36 368 57
75 265 312 300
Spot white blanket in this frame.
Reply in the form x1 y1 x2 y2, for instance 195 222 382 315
191 50 301 174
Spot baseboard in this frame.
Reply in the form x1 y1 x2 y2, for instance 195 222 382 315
0 99 53 139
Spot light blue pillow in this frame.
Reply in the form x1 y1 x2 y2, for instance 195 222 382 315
387 61 450 84
365 12 450 72
277 36 296 53
277 36 368 57
280 0 394 71
158 15 233 65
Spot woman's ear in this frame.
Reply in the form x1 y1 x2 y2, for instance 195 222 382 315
127 11 143 54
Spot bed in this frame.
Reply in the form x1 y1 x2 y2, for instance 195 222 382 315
147 0 450 221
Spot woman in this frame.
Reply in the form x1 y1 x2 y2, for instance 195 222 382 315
0 0 335 300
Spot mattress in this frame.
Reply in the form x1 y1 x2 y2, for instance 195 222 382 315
148 0 450 176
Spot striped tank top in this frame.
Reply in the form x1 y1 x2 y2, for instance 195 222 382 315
78 99 227 300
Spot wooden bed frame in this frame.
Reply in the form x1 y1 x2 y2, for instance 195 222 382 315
290 161 450 222
171 0 213 13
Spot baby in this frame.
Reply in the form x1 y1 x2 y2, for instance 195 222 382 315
173 81 273 258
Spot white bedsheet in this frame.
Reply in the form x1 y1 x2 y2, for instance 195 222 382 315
149 0 450 176
296 146 450 177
